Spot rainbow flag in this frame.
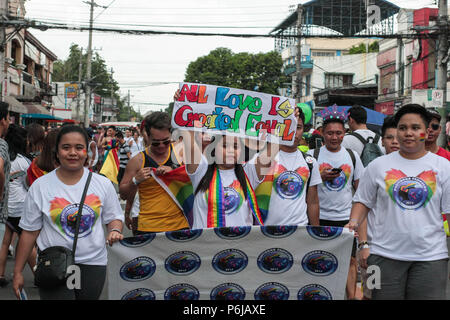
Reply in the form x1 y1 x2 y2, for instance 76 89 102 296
151 166 194 228
100 140 119 185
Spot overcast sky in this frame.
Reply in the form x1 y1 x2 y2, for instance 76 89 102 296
23 0 437 115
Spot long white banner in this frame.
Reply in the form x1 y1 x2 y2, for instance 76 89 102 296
107 225 353 300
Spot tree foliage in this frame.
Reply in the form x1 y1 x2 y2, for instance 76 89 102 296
347 41 379 54
184 48 287 95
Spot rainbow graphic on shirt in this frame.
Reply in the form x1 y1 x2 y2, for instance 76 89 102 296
255 162 310 223
151 166 194 228
49 194 101 239
319 163 352 191
384 169 436 210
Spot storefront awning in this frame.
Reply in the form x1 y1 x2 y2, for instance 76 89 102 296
4 96 27 114
21 113 63 120
23 102 51 115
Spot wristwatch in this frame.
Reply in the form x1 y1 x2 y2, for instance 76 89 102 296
132 176 140 186
358 241 369 249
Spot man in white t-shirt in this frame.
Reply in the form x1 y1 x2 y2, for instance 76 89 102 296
342 105 385 157
308 116 364 300
253 107 321 227
347 104 450 300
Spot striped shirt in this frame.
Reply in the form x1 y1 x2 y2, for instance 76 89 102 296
118 142 130 168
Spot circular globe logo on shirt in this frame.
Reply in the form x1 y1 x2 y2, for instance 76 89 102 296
223 187 242 215
392 177 428 210
325 171 347 191
210 283 246 301
275 171 304 199
60 203 96 239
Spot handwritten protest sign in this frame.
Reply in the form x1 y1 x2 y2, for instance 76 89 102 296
172 83 297 146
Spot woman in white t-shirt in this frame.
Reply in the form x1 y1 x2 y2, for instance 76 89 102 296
347 104 450 300
13 125 124 300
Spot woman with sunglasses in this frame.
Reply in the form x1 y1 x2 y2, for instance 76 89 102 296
13 125 124 300
119 112 190 234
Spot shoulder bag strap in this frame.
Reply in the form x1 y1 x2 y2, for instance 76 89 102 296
72 171 93 256
348 132 367 145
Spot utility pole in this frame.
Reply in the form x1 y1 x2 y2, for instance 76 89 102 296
0 0 8 100
83 0 95 128
76 47 83 122
128 89 130 119
437 0 449 147
295 4 303 104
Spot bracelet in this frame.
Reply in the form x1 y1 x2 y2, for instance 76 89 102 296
358 241 369 249
110 228 122 234
132 176 140 186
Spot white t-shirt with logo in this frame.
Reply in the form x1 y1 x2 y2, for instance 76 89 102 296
262 150 322 226
188 155 261 229
20 168 124 265
342 129 385 157
308 146 364 221
353 151 450 261
8 154 31 218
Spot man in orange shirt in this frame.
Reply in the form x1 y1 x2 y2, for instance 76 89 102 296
119 112 189 234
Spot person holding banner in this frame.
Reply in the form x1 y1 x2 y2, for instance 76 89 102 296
119 112 190 233
347 104 450 300
253 107 321 227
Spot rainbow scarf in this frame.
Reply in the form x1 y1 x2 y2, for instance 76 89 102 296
26 158 48 186
150 166 194 228
99 139 120 184
206 167 263 228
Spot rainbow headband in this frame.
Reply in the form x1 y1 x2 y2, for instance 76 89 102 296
207 167 263 228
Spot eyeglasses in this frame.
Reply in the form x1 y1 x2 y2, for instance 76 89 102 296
430 124 440 131
151 139 171 147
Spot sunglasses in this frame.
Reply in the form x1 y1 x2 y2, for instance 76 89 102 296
151 139 171 147
430 124 440 130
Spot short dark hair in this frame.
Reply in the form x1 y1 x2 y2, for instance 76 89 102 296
0 102 9 121
323 118 345 131
143 112 171 137
5 124 28 161
295 107 305 126
115 131 124 139
381 116 397 137
107 125 117 132
347 105 367 124
427 109 441 122
394 104 431 128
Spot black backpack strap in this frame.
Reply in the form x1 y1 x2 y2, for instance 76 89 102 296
301 151 314 196
347 132 367 146
346 148 356 188
373 134 380 144
313 147 320 161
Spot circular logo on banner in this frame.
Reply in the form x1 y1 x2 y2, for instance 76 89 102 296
275 171 304 199
121 288 156 300
60 203 96 239
223 187 242 215
119 233 156 248
254 282 289 300
212 249 248 275
297 284 333 300
392 177 428 210
301 251 338 276
306 226 343 240
210 283 246 301
164 283 200 301
214 226 251 240
119 256 156 282
257 248 293 274
325 171 347 191
165 251 201 275
261 225 297 238
166 229 203 242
